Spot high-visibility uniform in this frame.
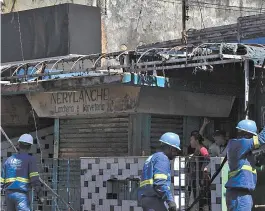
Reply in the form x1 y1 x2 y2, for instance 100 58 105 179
1 153 41 211
225 127 265 211
138 152 174 211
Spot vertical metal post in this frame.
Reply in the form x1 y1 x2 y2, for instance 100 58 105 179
195 157 199 210
52 119 60 211
178 157 181 210
67 159 70 209
182 0 186 43
31 188 34 211
244 59 250 119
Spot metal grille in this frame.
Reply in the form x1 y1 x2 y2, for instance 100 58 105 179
150 115 183 153
178 156 212 211
106 178 140 201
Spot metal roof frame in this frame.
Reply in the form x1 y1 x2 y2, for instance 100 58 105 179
1 53 246 81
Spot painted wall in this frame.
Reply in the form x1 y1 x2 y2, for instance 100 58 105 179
2 0 264 53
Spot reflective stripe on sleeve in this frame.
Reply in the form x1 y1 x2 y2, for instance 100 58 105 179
29 172 39 178
228 165 257 178
154 174 168 180
0 177 5 183
253 136 260 149
4 177 29 183
140 179 153 187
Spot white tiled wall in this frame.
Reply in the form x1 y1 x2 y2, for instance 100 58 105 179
210 157 228 211
80 156 227 211
80 156 187 211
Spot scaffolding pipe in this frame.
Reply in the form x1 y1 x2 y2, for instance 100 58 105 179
244 59 250 119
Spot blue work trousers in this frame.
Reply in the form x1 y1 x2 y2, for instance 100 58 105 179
226 189 253 211
140 196 168 211
5 191 31 211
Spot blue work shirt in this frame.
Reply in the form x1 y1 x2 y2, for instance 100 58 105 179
225 127 265 191
138 152 174 203
1 153 41 192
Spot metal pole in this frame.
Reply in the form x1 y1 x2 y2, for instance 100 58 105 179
178 157 181 210
195 157 199 210
182 0 186 45
244 59 250 119
31 189 34 211
52 119 60 211
67 159 70 209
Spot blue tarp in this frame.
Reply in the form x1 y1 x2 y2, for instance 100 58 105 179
17 67 104 82
17 67 168 88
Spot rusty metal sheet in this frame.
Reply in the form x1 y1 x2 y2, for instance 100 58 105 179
1 95 31 126
137 87 235 117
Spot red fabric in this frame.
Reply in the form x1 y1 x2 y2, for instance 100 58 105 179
200 147 209 157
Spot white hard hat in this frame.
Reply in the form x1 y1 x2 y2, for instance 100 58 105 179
18 134 33 145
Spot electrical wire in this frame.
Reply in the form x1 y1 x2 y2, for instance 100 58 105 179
16 10 44 168
260 1 265 13
189 0 265 11
187 4 265 13
158 0 265 12
196 0 205 29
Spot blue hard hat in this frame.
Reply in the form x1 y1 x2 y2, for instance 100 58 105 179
159 132 181 150
236 119 257 136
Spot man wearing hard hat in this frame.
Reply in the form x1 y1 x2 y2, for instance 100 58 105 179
138 132 182 211
1 134 43 211
225 120 265 211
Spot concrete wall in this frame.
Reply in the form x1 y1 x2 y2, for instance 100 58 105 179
2 0 264 53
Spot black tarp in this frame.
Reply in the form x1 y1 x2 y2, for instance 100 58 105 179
1 4 101 63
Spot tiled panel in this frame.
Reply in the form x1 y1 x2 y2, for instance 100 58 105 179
80 156 229 211
210 157 228 211
80 156 186 211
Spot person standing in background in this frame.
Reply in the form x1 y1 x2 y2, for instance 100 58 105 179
199 118 220 157
189 131 211 211
212 130 228 157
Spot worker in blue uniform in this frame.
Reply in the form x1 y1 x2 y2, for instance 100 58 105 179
138 132 181 211
225 120 265 211
1 134 43 211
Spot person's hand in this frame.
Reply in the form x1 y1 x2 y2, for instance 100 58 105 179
203 117 210 125
168 201 177 211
